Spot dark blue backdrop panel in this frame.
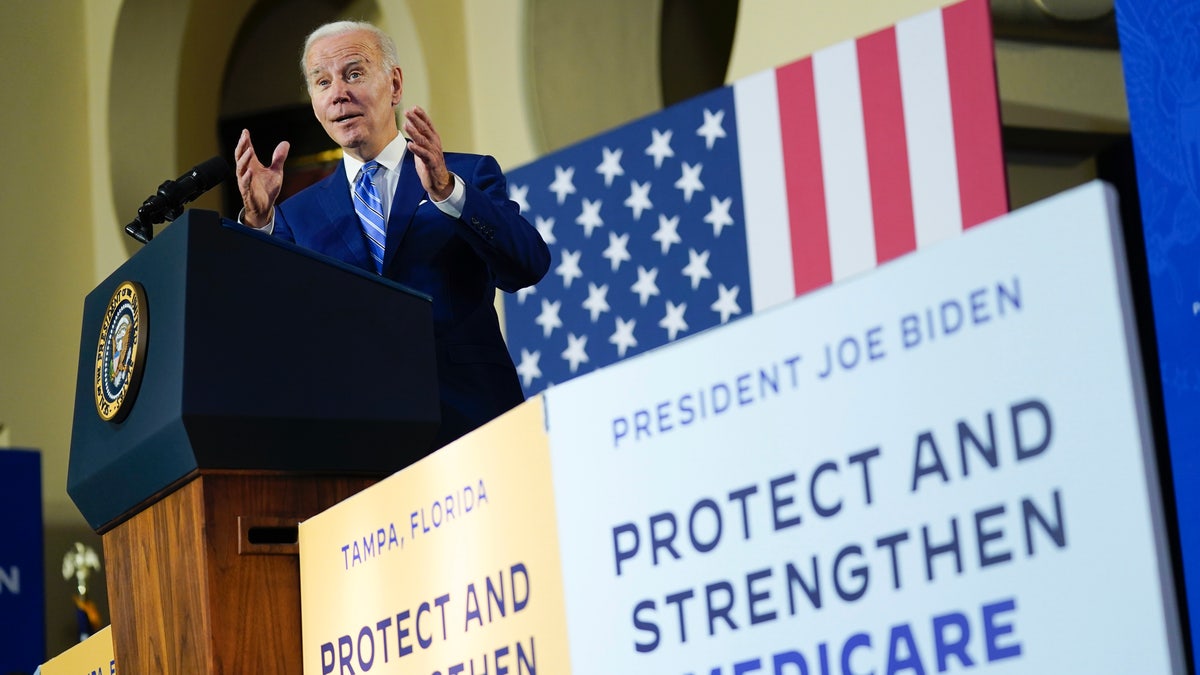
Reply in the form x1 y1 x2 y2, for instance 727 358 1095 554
0 448 45 674
1116 0 1200 662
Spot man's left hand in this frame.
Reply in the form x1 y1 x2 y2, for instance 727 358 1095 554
403 106 455 201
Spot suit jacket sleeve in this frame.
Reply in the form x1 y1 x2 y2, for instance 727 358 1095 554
450 154 551 293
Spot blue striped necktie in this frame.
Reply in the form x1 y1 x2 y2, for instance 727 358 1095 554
353 161 387 273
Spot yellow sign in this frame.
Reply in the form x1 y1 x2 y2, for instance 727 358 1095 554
300 397 570 674
39 626 116 675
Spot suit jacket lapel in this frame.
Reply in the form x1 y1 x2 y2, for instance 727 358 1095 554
383 149 426 271
317 162 374 271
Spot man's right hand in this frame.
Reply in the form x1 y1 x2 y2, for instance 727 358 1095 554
235 129 290 229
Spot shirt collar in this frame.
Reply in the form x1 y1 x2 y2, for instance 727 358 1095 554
342 134 407 183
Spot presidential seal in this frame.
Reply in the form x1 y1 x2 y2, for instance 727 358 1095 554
94 281 148 422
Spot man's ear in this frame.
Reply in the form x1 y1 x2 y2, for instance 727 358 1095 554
391 67 404 106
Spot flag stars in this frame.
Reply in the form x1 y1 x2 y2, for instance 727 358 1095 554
596 147 625 187
682 248 712 289
609 316 638 358
509 184 530 214
624 180 653 220
652 214 682 255
556 249 583 289
697 108 727 150
602 231 632 272
674 162 704 203
515 349 542 387
561 333 590 373
549 166 576 205
534 298 563 338
631 266 661 306
711 284 742 324
576 198 604 238
535 216 557 245
704 195 735 237
645 128 675 169
659 300 689 341
516 284 537 305
582 282 611 322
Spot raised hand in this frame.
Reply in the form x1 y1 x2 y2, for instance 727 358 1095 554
403 106 454 201
234 129 290 228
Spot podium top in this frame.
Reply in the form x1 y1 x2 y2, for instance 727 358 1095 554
68 210 441 531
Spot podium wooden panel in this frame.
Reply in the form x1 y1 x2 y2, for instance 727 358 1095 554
103 472 375 673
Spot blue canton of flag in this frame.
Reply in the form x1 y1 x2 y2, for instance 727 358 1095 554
503 87 751 396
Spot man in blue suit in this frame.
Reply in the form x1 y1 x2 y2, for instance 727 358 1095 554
234 20 550 448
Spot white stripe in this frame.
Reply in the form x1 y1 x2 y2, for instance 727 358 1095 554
735 70 793 312
354 191 385 220
813 40 876 282
897 8 962 248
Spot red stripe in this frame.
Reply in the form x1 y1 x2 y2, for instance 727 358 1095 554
944 0 1008 228
857 27 916 263
776 58 831 295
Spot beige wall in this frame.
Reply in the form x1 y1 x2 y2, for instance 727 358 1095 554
463 2 538 169
1 0 1127 661
0 0 110 655
728 0 957 80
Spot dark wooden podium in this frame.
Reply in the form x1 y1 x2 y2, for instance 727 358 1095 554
67 211 441 673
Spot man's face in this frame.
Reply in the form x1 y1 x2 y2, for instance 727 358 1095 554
305 30 402 161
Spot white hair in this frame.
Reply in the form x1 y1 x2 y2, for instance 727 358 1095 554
300 21 400 78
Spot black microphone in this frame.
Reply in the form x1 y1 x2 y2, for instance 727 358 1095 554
125 156 233 244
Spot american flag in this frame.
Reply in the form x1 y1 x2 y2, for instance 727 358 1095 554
502 0 1005 396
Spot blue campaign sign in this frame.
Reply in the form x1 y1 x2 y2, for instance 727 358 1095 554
1116 0 1200 663
0 449 46 673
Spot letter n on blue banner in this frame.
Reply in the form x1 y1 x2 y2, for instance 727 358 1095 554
0 449 46 673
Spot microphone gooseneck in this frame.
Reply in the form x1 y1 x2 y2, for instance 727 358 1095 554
125 156 233 244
